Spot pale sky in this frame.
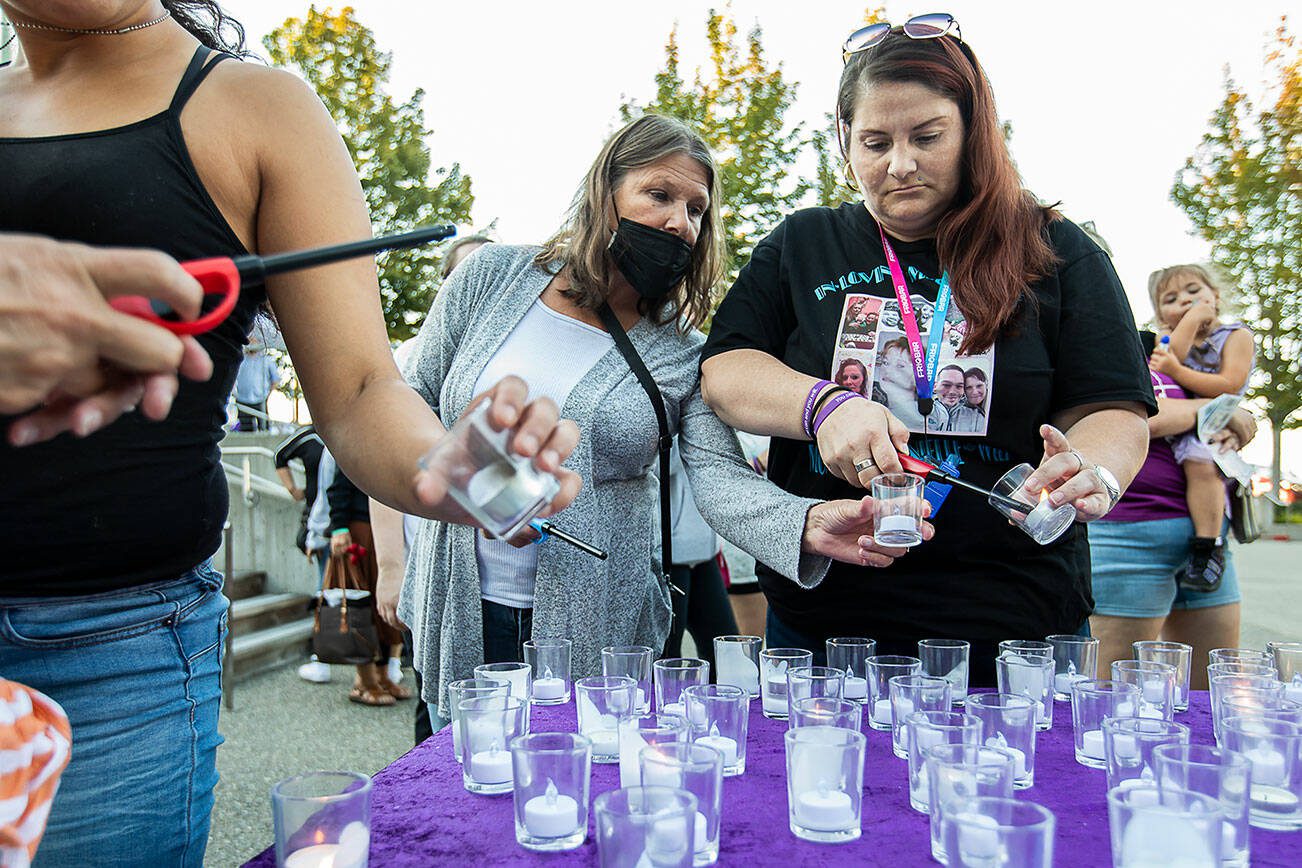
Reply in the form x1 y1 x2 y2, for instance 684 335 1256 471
223 0 1298 473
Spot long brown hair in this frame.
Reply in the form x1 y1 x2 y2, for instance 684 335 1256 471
838 30 1059 355
535 114 725 331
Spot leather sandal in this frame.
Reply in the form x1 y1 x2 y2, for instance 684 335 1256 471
349 665 397 707
376 674 412 701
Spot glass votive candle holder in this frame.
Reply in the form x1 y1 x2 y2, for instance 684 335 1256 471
420 398 561 539
918 638 970 705
791 697 862 731
618 712 688 788
683 684 748 777
1112 659 1177 721
655 658 709 720
594 786 697 868
1208 660 1277 681
924 744 1017 863
576 675 637 763
1210 647 1272 667
448 677 510 763
272 771 371 868
1221 716 1302 830
474 661 533 704
826 637 875 703
1152 743 1251 867
889 674 952 758
1221 696 1302 735
997 652 1054 732
509 732 590 852
787 665 846 727
1107 784 1223 867
760 648 813 720
784 725 866 843
1046 634 1098 701
1102 716 1191 792
1210 673 1283 743
988 463 1074 545
459 695 530 795
871 472 926 546
998 639 1054 662
1134 640 1193 712
524 638 572 705
602 645 654 715
1070 679 1141 768
940 796 1056 868
904 710 981 812
713 635 762 697
866 654 922 731
1267 641 1302 701
639 742 724 866
964 693 1037 789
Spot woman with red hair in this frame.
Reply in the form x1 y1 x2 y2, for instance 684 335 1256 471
700 15 1155 682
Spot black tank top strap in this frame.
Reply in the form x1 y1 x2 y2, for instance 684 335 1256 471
169 44 232 113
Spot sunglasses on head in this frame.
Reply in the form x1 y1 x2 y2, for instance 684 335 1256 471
842 13 961 63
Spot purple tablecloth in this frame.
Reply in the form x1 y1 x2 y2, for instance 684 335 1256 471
245 692 1298 866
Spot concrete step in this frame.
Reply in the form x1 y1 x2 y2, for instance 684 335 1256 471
230 617 314 684
231 592 312 634
225 570 267 601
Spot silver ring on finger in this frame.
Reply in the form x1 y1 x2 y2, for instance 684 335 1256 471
854 457 876 473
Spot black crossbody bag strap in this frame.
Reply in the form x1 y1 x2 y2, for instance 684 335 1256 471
597 304 681 596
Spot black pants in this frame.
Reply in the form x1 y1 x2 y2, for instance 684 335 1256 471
662 557 739 673
237 400 268 431
482 599 533 665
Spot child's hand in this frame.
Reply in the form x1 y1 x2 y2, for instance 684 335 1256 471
1182 299 1217 334
1148 341 1180 376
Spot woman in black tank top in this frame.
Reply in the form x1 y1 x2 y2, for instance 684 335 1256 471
0 3 579 864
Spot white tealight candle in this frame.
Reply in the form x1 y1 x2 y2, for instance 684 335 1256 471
283 844 341 868
1251 785 1301 814
524 780 580 839
843 668 868 700
1141 679 1167 705
693 811 709 853
661 701 686 720
985 735 1027 779
794 783 856 832
645 814 690 864
1116 700 1136 718
892 696 915 726
468 744 513 785
953 812 1000 861
532 677 566 701
1111 733 1139 759
1080 729 1105 759
698 729 740 767
1138 704 1165 720
871 698 893 726
1023 493 1056 533
588 729 619 757
1286 675 1302 705
763 677 788 715
1120 812 1216 866
877 514 917 534
913 726 945 755
1054 672 1085 697
1244 746 1287 787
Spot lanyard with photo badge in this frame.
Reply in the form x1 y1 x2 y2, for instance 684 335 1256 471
877 222 951 419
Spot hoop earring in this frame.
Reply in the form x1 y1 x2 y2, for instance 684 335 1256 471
842 161 858 188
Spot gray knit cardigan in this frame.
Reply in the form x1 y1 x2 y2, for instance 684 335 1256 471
397 244 831 717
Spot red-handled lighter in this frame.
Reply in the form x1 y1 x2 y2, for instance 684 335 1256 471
109 224 457 335
898 454 1030 514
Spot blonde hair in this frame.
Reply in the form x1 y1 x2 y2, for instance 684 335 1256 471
535 114 725 330
1147 263 1233 320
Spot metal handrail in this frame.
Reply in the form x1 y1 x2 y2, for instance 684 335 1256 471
223 521 236 711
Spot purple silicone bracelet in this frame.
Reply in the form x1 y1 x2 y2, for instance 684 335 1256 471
811 391 865 437
802 379 835 439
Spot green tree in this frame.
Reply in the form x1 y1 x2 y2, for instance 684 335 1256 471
264 6 473 340
1171 19 1301 499
620 9 809 295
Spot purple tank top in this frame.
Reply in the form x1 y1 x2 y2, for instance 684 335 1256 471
1186 323 1251 394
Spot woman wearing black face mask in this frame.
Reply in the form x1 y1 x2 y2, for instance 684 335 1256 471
381 114 932 728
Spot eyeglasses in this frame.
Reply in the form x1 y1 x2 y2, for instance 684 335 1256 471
842 13 961 63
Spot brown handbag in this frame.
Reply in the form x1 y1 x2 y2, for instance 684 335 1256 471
311 551 381 665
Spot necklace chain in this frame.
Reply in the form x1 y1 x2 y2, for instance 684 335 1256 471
5 10 171 36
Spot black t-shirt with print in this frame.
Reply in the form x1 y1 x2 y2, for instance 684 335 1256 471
702 202 1156 683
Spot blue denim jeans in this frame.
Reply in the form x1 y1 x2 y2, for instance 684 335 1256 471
0 562 227 867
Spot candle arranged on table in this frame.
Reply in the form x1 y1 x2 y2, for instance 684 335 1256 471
953 812 999 862
643 814 691 865
1141 679 1167 705
1080 729 1105 760
532 667 565 701
661 701 686 720
1120 812 1216 867
1244 746 1287 787
1286 674 1302 704
524 779 579 838
842 667 867 700
284 823 368 868
697 723 740 767
985 733 1026 779
718 643 760 695
763 673 789 715
1054 661 1085 697
871 698 894 726
794 780 855 832
468 740 513 785
693 811 709 853
588 730 619 757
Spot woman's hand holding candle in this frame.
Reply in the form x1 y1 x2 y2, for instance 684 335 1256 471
1022 424 1115 522
801 496 935 568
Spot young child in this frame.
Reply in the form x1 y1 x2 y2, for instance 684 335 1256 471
1147 264 1255 592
